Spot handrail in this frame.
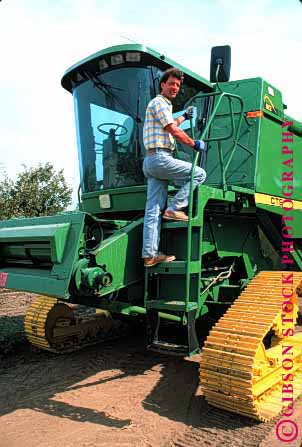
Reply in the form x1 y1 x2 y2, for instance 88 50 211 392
77 184 82 206
184 90 245 307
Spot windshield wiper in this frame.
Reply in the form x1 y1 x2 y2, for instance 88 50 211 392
83 71 142 123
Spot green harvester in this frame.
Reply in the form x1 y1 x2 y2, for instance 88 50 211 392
1 44 302 421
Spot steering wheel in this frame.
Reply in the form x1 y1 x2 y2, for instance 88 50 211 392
97 123 128 137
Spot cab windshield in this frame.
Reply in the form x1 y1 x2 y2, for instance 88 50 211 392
73 66 199 192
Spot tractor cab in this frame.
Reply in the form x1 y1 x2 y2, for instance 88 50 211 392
61 44 213 216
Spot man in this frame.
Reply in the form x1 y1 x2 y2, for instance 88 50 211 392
142 68 206 267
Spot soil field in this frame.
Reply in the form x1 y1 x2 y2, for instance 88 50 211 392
1 290 302 447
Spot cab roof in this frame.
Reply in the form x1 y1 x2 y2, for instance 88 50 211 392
61 43 213 93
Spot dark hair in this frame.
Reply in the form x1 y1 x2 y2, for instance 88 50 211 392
159 68 184 92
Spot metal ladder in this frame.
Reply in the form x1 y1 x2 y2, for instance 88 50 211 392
144 89 245 356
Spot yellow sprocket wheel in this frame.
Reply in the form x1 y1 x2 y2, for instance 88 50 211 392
200 271 302 421
24 296 75 352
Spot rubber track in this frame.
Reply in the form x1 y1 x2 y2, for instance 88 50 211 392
200 271 302 422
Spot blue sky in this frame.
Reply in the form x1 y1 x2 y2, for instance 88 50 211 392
0 0 301 203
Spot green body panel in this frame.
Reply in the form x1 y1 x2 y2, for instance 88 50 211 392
0 212 86 298
287 118 302 137
256 203 301 237
257 114 302 200
80 186 147 215
92 217 144 295
204 78 262 190
0 222 70 263
202 78 302 201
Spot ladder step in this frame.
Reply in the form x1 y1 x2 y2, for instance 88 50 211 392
147 340 191 356
161 218 201 228
146 300 198 311
146 260 200 274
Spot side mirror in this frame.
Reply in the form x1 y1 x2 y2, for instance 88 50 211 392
210 45 231 83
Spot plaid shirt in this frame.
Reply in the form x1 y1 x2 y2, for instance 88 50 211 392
143 95 175 150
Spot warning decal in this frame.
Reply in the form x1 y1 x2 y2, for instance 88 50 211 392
0 272 8 288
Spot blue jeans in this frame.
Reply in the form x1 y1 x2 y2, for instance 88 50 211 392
142 149 206 258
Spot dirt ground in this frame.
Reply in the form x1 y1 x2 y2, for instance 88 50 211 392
1 291 302 447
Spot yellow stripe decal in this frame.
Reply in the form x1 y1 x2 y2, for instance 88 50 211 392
255 193 302 210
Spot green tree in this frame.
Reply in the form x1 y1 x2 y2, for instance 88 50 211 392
0 177 16 220
0 163 73 219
